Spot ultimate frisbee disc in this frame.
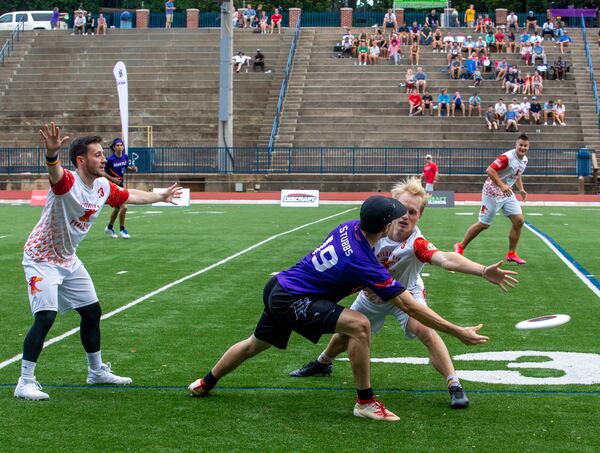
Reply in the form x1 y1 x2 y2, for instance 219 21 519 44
515 314 571 331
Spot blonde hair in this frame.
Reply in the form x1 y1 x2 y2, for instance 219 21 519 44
390 176 429 213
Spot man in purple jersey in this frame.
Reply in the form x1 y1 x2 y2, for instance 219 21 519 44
188 196 488 421
104 138 137 239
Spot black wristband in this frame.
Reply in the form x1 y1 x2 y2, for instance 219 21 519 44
45 154 59 164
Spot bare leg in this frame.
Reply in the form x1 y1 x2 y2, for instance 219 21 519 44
118 204 128 228
408 318 455 379
211 334 271 379
323 333 351 359
459 221 490 249
508 213 525 251
334 308 371 389
108 206 119 226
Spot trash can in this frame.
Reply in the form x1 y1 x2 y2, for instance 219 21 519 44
577 148 591 177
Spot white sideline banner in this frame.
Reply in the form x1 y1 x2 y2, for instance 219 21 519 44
152 188 190 207
280 190 320 207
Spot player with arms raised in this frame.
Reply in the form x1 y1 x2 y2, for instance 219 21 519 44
289 177 518 409
189 196 489 421
15 122 182 401
454 134 529 264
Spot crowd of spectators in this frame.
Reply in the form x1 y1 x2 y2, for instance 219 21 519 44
233 4 283 34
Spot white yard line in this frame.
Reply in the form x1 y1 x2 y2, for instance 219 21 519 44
0 208 355 370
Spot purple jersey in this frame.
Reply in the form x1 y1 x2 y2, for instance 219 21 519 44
277 220 405 303
105 152 129 179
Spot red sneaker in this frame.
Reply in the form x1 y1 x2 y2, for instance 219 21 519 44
506 252 526 265
353 398 400 421
188 378 210 397
453 242 464 255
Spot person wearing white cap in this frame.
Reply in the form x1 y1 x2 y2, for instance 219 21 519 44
421 154 438 192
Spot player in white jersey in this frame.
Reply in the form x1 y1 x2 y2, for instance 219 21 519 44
15 122 182 401
454 134 529 264
289 177 518 409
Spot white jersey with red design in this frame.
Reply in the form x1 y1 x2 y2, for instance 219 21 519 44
362 226 438 304
483 149 528 199
24 169 129 268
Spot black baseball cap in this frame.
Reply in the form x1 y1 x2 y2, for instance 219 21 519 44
360 196 407 233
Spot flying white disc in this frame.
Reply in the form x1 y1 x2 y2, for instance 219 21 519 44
515 314 571 331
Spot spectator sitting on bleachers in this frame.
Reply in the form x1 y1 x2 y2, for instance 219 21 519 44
474 14 484 32
464 35 476 54
447 42 462 66
542 19 554 40
384 8 397 31
505 105 519 131
432 29 443 52
495 58 509 80
455 31 466 49
84 12 94 35
504 68 518 94
388 34 402 65
422 91 434 115
233 51 251 72
420 24 433 46
522 72 533 94
529 31 543 45
532 71 543 95
543 99 556 125
450 55 463 79
519 31 531 46
233 9 243 28
270 8 282 34
374 29 388 58
253 49 265 71
452 91 465 117
532 43 547 65
495 27 506 52
409 21 421 44
408 92 424 116
369 40 380 65
244 4 257 28
485 31 496 52
520 96 531 123
507 11 519 32
97 13 107 35
482 14 494 33
72 11 86 35
341 34 354 57
442 32 454 53
259 11 269 34
553 56 566 80
510 98 523 122
472 67 483 86
495 98 507 124
520 41 533 66
485 105 499 130
480 54 492 74
410 40 420 66
507 30 517 53
530 96 542 123
405 68 417 93
398 22 409 45
469 93 482 116
475 36 487 57
357 40 369 65
517 71 527 94
415 66 427 93
557 32 572 54
465 55 478 79
426 9 440 30
525 11 538 34
554 99 566 126
437 89 450 117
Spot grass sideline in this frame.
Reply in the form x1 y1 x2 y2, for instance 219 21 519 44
0 204 599 452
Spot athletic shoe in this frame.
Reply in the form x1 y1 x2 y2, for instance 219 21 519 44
119 229 130 239
453 242 464 255
14 377 49 401
87 363 132 385
289 360 333 377
105 227 117 238
506 252 526 265
449 384 469 409
188 378 210 397
353 398 400 421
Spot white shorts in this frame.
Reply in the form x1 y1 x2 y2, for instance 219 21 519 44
425 183 434 192
350 291 427 339
23 255 98 314
479 193 522 225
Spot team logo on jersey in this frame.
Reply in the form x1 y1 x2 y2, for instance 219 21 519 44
98 187 105 197
480 205 488 213
29 276 43 294
79 209 98 223
427 243 437 251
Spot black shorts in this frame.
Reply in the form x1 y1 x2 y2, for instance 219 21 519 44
254 276 344 350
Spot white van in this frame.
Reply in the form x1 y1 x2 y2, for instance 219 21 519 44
0 11 53 31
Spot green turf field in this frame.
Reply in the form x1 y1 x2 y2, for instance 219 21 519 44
0 204 599 452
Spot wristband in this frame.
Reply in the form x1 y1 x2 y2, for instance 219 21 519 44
45 154 59 164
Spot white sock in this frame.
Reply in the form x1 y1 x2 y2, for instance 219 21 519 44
21 360 36 379
87 351 102 371
317 353 334 365
446 374 460 386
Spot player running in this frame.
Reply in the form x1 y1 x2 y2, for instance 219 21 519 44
189 196 489 422
454 134 529 264
289 177 518 409
15 122 181 401
104 138 137 239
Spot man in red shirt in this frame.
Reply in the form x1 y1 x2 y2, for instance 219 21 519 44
421 154 438 192
494 27 506 53
408 92 423 116
270 8 282 34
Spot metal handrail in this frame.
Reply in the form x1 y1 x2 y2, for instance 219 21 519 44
581 15 600 130
0 16 25 66
267 13 301 156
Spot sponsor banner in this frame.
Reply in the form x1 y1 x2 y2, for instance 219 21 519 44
280 190 320 207
30 190 48 206
426 191 455 208
152 188 190 207
113 61 128 152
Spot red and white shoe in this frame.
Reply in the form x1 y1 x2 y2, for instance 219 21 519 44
353 398 400 421
506 252 526 265
453 242 464 255
188 378 210 397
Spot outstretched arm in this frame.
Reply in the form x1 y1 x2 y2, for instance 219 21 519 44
126 183 182 205
39 122 70 184
431 251 518 292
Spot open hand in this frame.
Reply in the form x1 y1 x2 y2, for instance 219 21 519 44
483 260 519 292
161 183 183 205
457 324 489 345
39 122 69 156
